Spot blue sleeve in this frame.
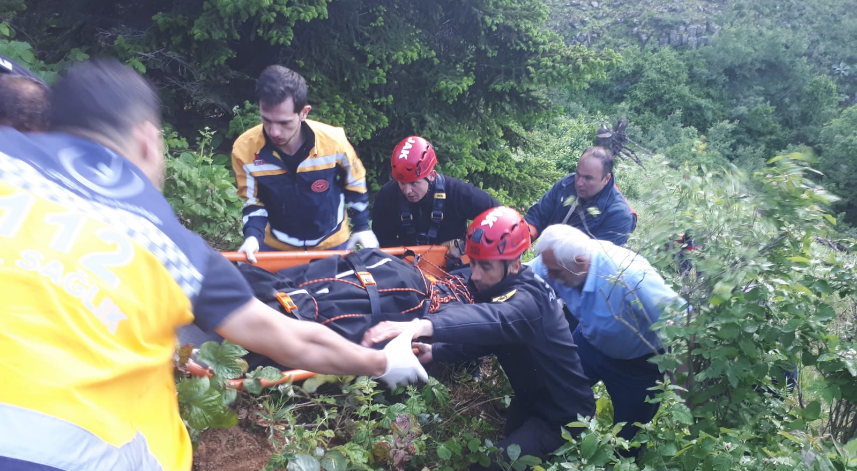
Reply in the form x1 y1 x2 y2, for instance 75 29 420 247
346 190 371 233
192 247 255 332
525 178 565 238
525 255 547 278
242 205 268 241
626 268 685 328
591 207 635 246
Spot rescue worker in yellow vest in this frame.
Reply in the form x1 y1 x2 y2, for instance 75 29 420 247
232 65 378 262
0 59 426 471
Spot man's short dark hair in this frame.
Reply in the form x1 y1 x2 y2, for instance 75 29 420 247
0 74 50 132
579 146 615 178
255 65 308 111
50 59 160 145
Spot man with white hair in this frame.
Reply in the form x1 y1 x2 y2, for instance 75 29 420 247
528 224 686 442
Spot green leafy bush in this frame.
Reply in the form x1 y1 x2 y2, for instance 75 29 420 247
162 127 244 250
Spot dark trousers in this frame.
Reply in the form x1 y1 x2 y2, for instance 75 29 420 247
573 329 661 442
471 399 569 471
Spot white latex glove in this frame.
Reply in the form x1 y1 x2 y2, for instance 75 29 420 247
346 230 379 250
238 236 260 263
374 319 429 389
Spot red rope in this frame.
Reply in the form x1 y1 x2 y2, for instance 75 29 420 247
299 277 364 290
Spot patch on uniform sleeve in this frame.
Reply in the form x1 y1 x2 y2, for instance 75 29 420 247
492 289 517 303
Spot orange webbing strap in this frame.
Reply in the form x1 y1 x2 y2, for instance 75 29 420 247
276 292 298 314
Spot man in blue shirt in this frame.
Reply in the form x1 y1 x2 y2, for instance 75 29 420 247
528 224 686 442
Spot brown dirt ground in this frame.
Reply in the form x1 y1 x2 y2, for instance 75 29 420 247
191 359 507 471
192 425 274 471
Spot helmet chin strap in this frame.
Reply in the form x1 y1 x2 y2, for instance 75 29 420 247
500 260 511 283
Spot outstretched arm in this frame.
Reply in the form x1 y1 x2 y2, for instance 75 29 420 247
217 298 387 376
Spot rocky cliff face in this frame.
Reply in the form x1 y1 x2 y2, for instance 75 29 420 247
545 0 723 50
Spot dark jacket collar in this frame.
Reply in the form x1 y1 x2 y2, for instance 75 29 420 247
469 265 529 303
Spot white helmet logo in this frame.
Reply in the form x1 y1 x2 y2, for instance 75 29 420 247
480 207 510 228
398 137 416 159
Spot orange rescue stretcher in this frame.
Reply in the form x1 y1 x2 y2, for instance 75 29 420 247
185 245 452 390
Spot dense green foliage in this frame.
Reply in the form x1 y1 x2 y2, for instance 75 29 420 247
1 0 614 209
546 0 857 225
6 0 857 469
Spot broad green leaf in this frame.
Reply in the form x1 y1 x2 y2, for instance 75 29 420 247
302 374 339 393
320 451 347 471
437 444 452 460
424 377 450 406
813 280 833 296
803 401 821 421
712 453 733 471
596 395 614 424
288 454 321 471
207 408 238 428
779 431 801 444
738 338 757 357
580 433 598 459
715 323 740 339
243 378 264 395
507 443 521 461
516 455 542 468
468 438 481 453
672 404 694 425
177 377 227 430
844 438 857 456
197 341 248 378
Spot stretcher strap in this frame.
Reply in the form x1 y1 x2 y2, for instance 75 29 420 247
343 252 381 317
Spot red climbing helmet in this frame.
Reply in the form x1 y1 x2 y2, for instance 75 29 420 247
465 206 533 260
391 136 437 183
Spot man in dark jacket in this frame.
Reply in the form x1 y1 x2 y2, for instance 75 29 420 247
372 135 499 248
526 146 636 246
363 206 595 469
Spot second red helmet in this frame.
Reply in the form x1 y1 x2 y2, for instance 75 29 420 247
391 136 437 183
465 206 533 260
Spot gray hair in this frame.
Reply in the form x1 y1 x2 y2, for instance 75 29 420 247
534 224 599 266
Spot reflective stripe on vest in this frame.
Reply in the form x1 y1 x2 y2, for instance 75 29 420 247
270 194 346 247
0 403 164 471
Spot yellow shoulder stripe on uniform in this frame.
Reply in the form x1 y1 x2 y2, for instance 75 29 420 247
492 289 517 303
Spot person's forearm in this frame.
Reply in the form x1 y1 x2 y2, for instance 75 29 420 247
217 299 387 377
282 322 387 377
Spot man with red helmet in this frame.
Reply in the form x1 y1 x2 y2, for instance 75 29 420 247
371 135 499 249
362 207 595 469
